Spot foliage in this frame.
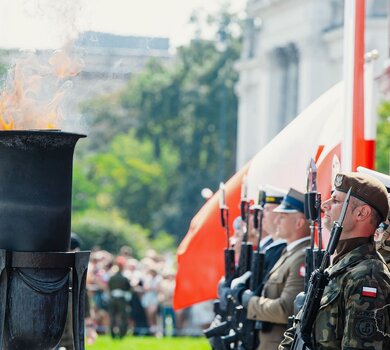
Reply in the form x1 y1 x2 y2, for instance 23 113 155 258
86 335 210 350
376 101 390 173
80 93 136 153
116 14 242 238
72 209 150 257
73 130 178 231
74 5 243 249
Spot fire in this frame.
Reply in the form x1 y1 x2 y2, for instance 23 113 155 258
0 45 84 131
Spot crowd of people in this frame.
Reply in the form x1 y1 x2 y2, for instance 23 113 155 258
84 247 214 339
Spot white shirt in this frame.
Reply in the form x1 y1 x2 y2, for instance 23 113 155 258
259 235 273 250
286 236 311 252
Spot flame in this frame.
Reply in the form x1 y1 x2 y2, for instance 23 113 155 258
0 44 84 131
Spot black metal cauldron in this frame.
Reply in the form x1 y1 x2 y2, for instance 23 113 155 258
0 130 89 350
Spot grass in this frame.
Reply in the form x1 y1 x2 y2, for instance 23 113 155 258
86 335 210 350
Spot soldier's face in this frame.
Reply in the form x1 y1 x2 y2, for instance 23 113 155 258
274 212 300 241
263 204 279 236
321 190 350 231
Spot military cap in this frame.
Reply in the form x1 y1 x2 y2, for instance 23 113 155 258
264 184 286 205
273 188 305 213
334 172 389 221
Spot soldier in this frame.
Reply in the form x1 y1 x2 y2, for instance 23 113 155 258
234 188 310 350
279 172 390 349
108 256 131 339
260 185 288 280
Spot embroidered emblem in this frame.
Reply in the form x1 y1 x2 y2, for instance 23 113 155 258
362 286 377 298
355 318 375 338
335 174 343 187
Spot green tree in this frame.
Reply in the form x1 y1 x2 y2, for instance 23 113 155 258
73 130 178 233
118 14 242 238
72 209 150 257
376 101 390 173
76 5 243 241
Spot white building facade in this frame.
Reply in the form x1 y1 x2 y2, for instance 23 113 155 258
235 0 388 169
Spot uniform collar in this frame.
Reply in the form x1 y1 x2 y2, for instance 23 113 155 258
328 240 377 277
259 235 273 251
333 237 371 264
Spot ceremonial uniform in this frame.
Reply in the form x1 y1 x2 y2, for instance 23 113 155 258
248 238 309 350
262 240 287 282
279 239 390 349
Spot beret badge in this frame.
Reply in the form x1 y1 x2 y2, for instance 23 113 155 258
335 174 344 188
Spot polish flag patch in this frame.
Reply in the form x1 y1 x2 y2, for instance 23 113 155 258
362 286 377 298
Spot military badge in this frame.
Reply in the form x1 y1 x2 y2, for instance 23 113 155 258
335 174 343 187
355 318 376 338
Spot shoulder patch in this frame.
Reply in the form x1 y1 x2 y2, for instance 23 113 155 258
362 286 377 298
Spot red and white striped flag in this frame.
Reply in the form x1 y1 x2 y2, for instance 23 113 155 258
362 286 377 298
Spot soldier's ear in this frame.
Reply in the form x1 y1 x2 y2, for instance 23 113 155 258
355 204 371 222
295 216 305 229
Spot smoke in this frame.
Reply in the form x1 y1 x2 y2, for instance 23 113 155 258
0 0 88 133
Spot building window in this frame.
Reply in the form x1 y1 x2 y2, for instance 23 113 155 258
268 43 299 137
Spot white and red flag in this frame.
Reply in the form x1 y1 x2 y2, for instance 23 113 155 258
362 286 377 298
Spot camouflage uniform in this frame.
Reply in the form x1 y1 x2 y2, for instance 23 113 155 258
279 240 390 349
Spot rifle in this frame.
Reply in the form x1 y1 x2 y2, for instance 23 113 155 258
240 189 266 350
204 183 236 344
294 159 324 314
249 188 266 291
290 187 352 350
238 176 253 277
218 178 255 350
221 188 266 350
219 182 236 287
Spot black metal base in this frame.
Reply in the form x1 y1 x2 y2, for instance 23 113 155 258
0 250 90 350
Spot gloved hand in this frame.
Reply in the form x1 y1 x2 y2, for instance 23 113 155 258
230 271 251 289
230 271 251 303
242 289 254 308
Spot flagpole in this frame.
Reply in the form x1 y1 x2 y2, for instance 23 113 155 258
364 50 379 170
351 0 366 170
342 0 366 172
342 0 356 172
